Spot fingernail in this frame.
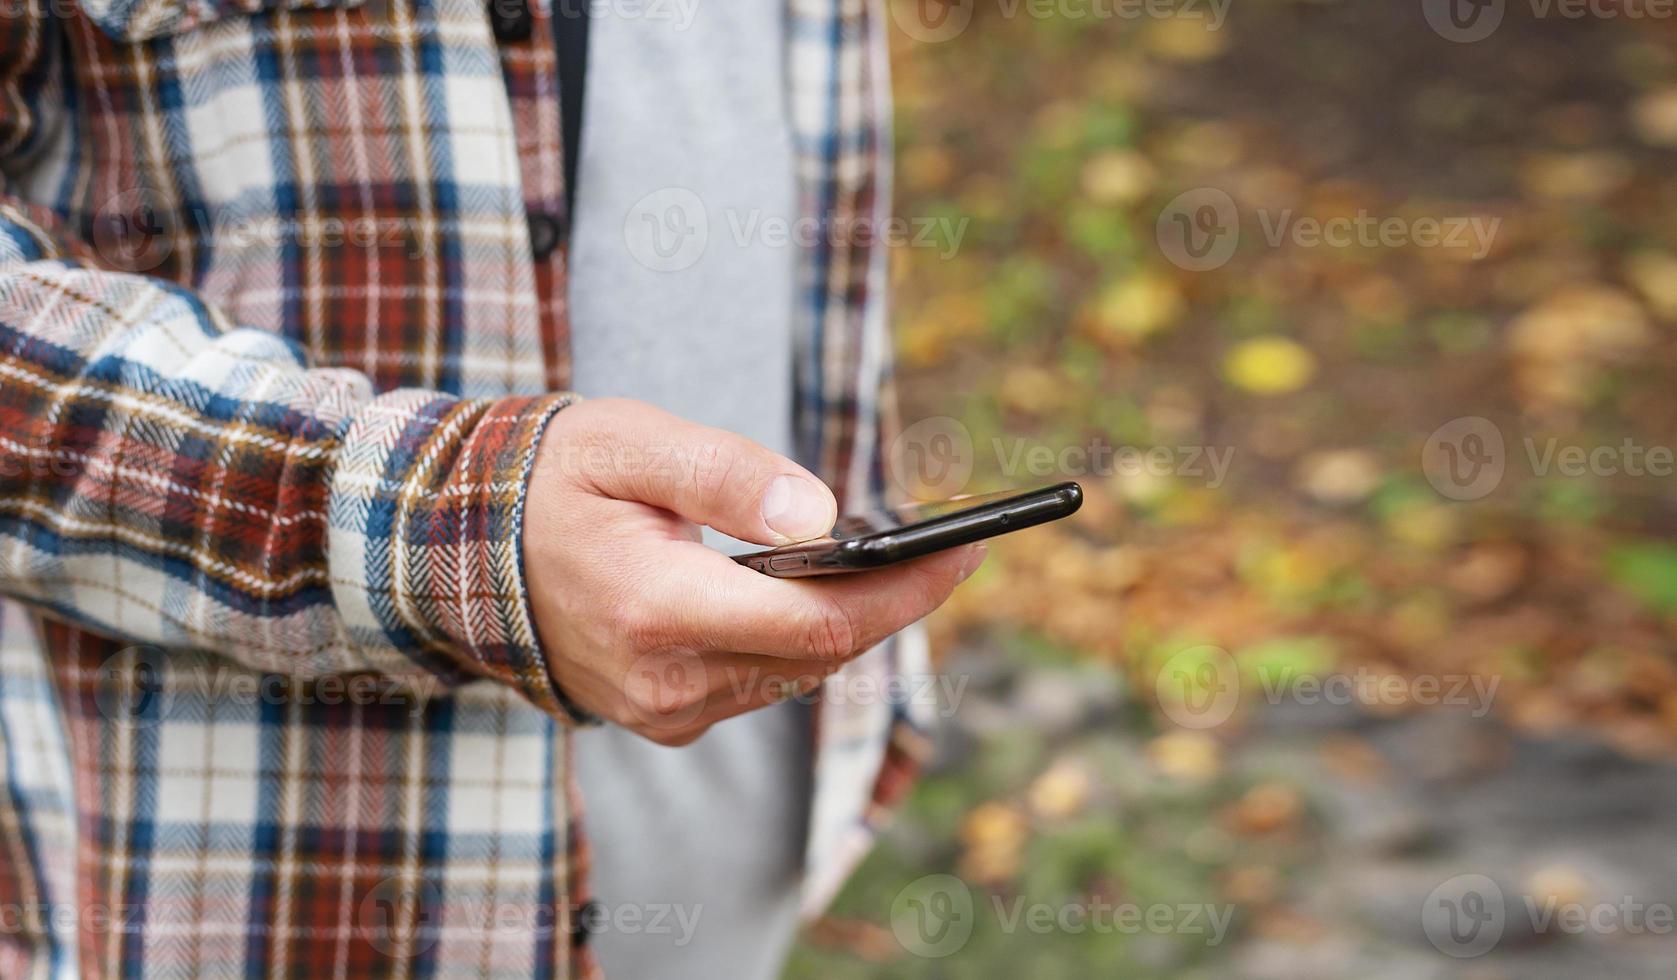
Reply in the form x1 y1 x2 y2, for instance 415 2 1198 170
762 475 834 543
957 544 988 583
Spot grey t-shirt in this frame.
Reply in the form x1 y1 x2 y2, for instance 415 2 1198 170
565 4 811 979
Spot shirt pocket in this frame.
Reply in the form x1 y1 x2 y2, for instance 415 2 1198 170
77 0 370 42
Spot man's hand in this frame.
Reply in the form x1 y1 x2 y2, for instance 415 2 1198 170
522 398 985 745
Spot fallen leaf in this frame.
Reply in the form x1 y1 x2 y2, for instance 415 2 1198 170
1518 151 1632 203
1623 251 1677 320
1028 759 1092 819
1294 449 1383 505
1081 149 1156 206
1225 782 1303 836
1223 337 1317 395
1148 731 1223 783
1630 87 1677 146
1508 284 1651 408
1446 542 1528 603
1086 272 1185 346
960 802 1030 884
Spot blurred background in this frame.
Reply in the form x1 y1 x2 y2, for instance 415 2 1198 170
787 1 1677 976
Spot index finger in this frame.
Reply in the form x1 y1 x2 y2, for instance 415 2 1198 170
649 542 985 661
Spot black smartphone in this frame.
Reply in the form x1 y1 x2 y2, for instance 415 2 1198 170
734 481 1083 578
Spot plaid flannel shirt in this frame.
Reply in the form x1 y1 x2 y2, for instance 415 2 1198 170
0 0 934 975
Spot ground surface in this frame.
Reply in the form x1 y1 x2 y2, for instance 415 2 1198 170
786 0 1677 974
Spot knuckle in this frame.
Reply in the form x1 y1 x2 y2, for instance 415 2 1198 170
612 605 665 649
801 599 859 661
683 439 738 500
623 672 700 720
642 724 707 747
622 675 665 720
558 421 622 487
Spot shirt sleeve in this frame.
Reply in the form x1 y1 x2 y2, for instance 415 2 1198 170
0 11 582 722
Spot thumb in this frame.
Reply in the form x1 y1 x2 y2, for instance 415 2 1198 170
549 398 837 545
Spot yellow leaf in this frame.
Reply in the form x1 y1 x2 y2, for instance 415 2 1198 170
1087 272 1184 346
1293 449 1382 505
1223 337 1317 395
1081 149 1156 206
1000 365 1066 415
1624 252 1677 321
1028 759 1091 819
1518 151 1631 203
1148 731 1222 783
1631 87 1677 147
960 802 1030 884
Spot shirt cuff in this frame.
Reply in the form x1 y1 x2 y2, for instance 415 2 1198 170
328 389 595 724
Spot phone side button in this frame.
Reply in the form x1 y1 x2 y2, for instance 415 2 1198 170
769 554 810 572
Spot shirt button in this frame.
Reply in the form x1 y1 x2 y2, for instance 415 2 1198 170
528 211 564 260
488 0 532 42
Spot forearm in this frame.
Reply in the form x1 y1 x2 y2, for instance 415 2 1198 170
0 204 578 717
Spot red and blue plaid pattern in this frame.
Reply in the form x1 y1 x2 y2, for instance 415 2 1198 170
0 0 927 975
